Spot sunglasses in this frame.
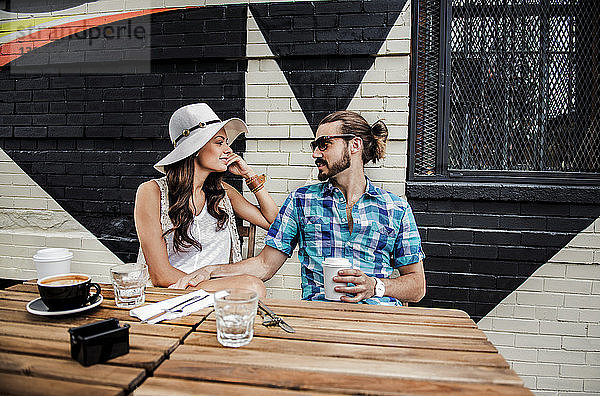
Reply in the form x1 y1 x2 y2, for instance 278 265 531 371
310 134 357 152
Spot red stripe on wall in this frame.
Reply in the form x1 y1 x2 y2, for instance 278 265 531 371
0 8 178 67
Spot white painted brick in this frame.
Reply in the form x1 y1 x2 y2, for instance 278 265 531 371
533 299 565 318
360 71 386 83
247 30 265 44
244 140 258 152
557 308 581 322
246 98 292 111
513 305 535 319
268 85 295 98
568 234 600 249
544 278 592 294
539 350 586 364
564 294 600 309
269 288 296 300
520 277 544 292
288 153 315 166
566 264 600 280
482 330 515 347
539 321 587 336
533 263 566 278
0 197 14 208
551 248 594 264
282 275 301 289
380 182 406 197
256 140 280 152
590 324 600 337
562 336 600 351
268 166 312 179
579 309 600 322
537 377 583 391
247 72 287 85
382 154 407 168
384 39 411 54
0 162 22 173
491 318 539 333
586 352 600 365
595 250 600 264
0 266 36 280
373 56 408 71
13 197 48 210
560 364 600 378
515 334 562 349
245 111 268 125
516 291 563 306
0 185 31 197
246 85 269 98
245 152 288 165
264 275 283 288
289 125 313 138
279 140 304 153
385 70 409 83
385 98 410 113
513 362 559 377
585 379 600 392
268 111 308 125
496 346 537 362
385 140 408 155
347 98 384 111
0 233 12 244
247 125 290 139
265 178 287 193
288 179 310 192
12 233 45 247
361 84 407 98
592 281 600 294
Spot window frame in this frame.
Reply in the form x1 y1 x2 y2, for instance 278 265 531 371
408 0 600 186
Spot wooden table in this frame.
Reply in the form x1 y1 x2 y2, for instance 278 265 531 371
0 283 531 395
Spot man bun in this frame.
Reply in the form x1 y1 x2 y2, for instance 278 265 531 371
369 119 388 162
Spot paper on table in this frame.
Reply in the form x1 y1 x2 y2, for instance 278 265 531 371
129 289 213 324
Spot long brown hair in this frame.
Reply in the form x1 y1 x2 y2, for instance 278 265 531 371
318 111 388 164
163 153 229 252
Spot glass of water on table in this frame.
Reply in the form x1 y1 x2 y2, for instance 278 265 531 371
110 263 149 308
214 289 259 347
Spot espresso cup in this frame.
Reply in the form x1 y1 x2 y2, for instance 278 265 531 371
37 273 101 311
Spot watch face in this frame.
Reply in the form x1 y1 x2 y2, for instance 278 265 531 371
375 278 385 297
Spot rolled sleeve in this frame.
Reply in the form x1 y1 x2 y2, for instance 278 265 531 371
265 193 299 257
392 204 425 268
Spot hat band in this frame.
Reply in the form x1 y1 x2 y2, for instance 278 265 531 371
173 119 221 147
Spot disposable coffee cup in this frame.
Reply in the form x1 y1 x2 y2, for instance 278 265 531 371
322 258 352 301
33 248 73 280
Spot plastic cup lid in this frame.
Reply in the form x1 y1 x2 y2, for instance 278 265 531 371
33 248 73 261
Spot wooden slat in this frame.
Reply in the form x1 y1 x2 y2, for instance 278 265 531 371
153 360 532 395
195 321 497 352
0 372 124 396
253 305 477 328
0 321 180 353
134 376 340 396
264 298 471 318
166 345 523 386
203 315 487 340
0 297 208 327
0 309 191 339
184 333 509 368
0 335 165 370
0 352 146 390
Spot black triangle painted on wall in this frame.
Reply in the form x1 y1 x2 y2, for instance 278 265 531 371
250 0 407 132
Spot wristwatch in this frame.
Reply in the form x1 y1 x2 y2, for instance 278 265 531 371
373 277 385 298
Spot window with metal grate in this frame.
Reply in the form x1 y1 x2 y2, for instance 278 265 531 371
409 0 600 184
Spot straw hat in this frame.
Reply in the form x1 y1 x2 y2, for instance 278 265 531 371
154 103 248 174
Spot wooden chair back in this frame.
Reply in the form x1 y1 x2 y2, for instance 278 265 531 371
237 222 256 258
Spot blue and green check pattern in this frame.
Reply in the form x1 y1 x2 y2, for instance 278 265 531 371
265 178 425 305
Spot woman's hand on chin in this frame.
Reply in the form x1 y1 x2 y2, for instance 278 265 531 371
168 267 213 289
225 153 255 179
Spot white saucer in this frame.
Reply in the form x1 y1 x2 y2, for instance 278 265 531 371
26 295 103 316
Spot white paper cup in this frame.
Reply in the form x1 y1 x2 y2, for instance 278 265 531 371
322 258 352 301
33 248 73 280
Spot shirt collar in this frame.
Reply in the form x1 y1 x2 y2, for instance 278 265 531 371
322 177 380 198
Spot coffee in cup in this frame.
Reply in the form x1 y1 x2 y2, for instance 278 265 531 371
322 258 352 301
37 273 101 311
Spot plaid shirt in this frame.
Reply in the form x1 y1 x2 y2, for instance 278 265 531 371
265 178 425 305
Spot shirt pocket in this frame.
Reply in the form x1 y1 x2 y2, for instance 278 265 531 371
302 216 333 256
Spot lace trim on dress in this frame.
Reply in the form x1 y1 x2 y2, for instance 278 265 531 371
136 177 242 267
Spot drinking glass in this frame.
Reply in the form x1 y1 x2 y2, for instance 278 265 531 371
214 289 259 347
110 263 148 308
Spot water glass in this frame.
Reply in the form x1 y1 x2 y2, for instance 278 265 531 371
214 289 259 347
110 263 148 308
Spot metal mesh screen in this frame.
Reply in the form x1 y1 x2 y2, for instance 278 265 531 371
449 0 600 173
413 0 442 176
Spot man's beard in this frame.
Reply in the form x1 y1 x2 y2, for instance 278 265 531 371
316 149 351 181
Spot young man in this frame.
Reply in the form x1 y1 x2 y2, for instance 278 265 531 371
172 111 426 305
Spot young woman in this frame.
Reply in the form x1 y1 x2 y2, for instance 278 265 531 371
134 103 277 297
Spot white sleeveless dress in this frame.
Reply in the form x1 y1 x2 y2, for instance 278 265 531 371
136 177 242 281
